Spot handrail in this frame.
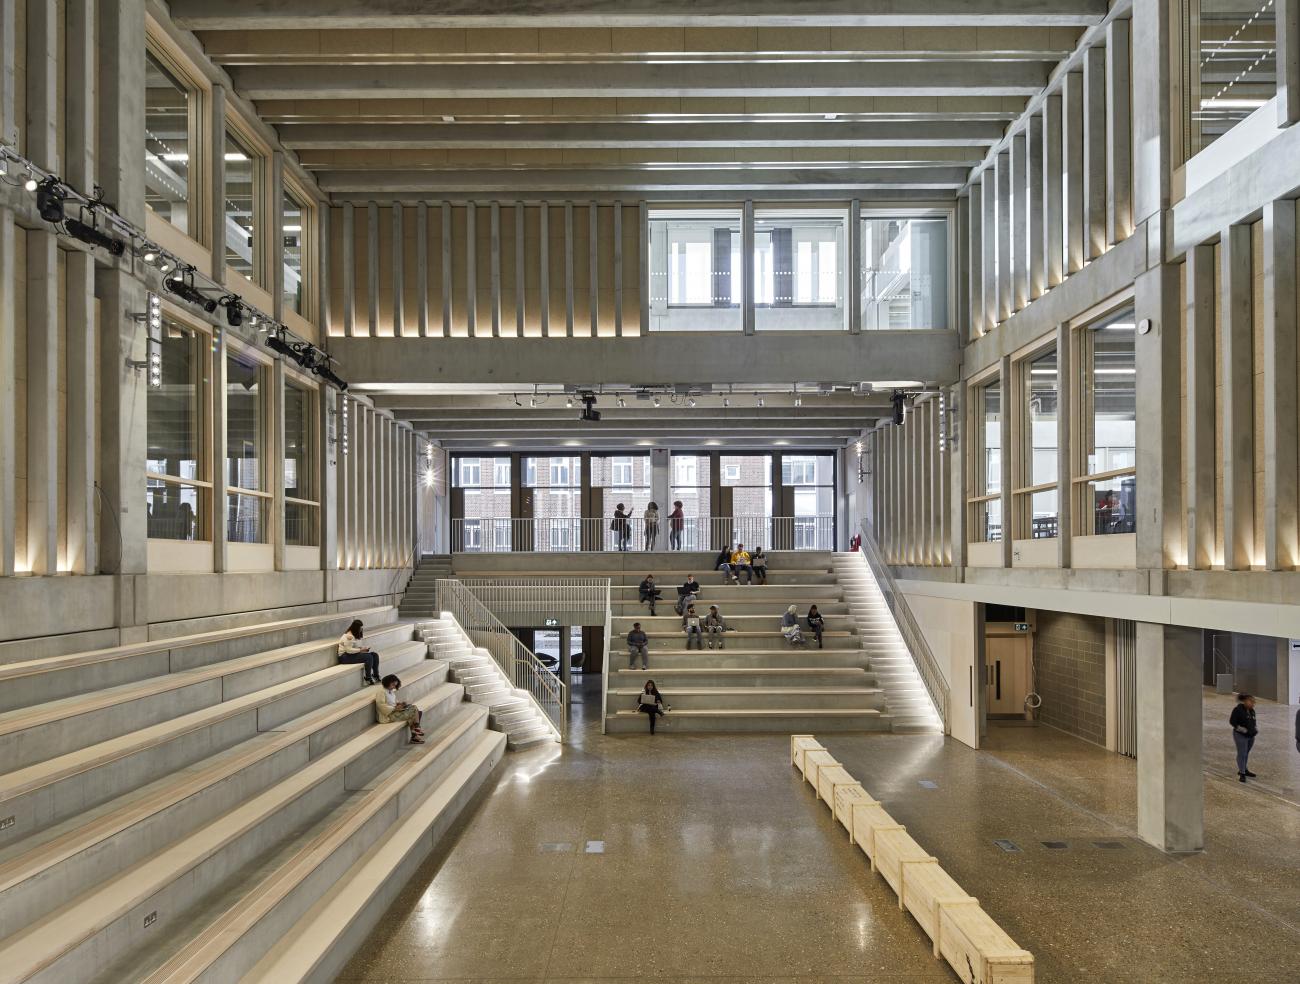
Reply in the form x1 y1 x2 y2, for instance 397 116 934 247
435 578 567 741
389 536 421 597
857 519 950 732
600 579 613 735
450 514 835 553
457 577 609 618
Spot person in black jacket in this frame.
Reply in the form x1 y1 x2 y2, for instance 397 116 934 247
1295 706 1299 756
806 605 826 649
1230 693 1258 781
638 680 667 734
638 574 661 616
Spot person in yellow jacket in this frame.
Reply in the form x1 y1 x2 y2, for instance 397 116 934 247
729 544 754 585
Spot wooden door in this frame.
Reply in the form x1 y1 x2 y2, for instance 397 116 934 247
985 633 1031 716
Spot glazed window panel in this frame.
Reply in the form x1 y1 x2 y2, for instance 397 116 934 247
145 51 194 237
1182 0 1278 158
225 131 259 282
146 320 210 541
861 217 949 329
648 208 743 331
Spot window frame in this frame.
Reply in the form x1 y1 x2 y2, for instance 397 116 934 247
223 338 274 545
1012 341 1061 541
283 372 321 548
144 29 212 247
281 176 316 322
222 116 270 289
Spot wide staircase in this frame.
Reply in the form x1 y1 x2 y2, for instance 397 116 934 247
398 553 453 619
0 603 504 984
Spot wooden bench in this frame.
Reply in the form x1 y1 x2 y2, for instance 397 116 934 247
790 734 824 774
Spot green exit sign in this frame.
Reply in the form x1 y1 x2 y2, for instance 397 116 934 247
1014 622 1030 632
544 617 559 627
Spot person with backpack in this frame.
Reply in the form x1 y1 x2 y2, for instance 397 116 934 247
780 605 805 647
668 500 686 550
1230 693 1259 782
611 503 633 551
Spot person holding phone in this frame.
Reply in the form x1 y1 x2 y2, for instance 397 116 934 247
376 674 424 743
338 619 380 686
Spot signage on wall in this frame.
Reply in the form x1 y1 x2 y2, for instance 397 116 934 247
544 617 560 627
1014 622 1030 633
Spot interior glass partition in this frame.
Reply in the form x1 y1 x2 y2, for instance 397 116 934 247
224 132 258 282
1181 0 1278 158
284 380 319 547
523 456 582 550
670 454 712 550
1077 308 1136 535
225 347 270 544
283 189 306 315
754 208 847 330
861 216 948 329
968 378 1003 543
454 456 512 551
647 208 742 331
1018 347 1059 539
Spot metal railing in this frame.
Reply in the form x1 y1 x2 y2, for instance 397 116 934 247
601 579 613 736
451 514 835 553
458 577 610 621
857 519 950 731
435 578 567 740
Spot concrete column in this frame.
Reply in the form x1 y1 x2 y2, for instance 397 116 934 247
651 448 670 519
1026 112 1045 299
26 0 57 171
1062 70 1085 274
1184 244 1216 570
342 203 355 336
563 201 574 337
1081 43 1107 260
342 396 355 568
0 0 15 148
271 360 287 570
317 200 331 334
848 199 862 333
742 200 755 334
947 384 963 566
998 354 1014 567
559 625 573 705
321 387 338 571
441 201 452 336
980 170 996 329
211 332 228 574
1278 0 1300 127
517 203 527 336
613 203 623 336
488 201 500 337
994 150 1012 323
209 84 227 282
589 201 599 336
1219 224 1254 570
1261 200 1299 570
377 414 389 566
271 152 285 322
1134 262 1186 570
0 209 14 576
1055 321 1072 568
1135 622 1204 853
539 204 550 336
1105 19 1133 244
367 202 379 336
921 399 934 564
26 230 59 575
967 183 983 337
1132 0 1172 223
393 202 406 334
1042 94 1064 289
638 200 650 334
466 201 478 337
1010 131 1029 313
416 202 429 337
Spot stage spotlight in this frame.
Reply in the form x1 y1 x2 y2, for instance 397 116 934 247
163 266 218 313
892 390 906 426
65 215 126 256
36 177 65 223
222 296 244 327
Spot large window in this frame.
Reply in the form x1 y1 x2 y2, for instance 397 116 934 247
968 378 1003 543
722 454 773 546
454 456 512 551
592 455 652 549
861 217 948 329
524 456 582 551
782 454 835 549
283 189 307 316
147 319 209 541
1076 308 1136 535
754 209 847 330
145 50 194 237
1017 347 1059 539
224 131 259 282
670 454 712 549
1182 0 1277 158
648 209 742 331
284 380 319 547
225 347 270 544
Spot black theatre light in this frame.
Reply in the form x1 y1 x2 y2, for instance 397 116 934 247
64 215 126 256
35 177 65 223
891 390 906 426
164 266 218 313
265 329 299 360
313 362 349 391
580 392 601 422
222 295 244 328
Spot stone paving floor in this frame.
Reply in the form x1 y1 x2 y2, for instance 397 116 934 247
341 677 1300 984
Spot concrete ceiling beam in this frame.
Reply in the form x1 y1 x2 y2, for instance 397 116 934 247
277 120 1007 150
229 60 1053 101
173 0 1106 30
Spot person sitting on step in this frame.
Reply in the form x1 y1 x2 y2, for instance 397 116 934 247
638 680 668 734
375 674 424 743
639 574 661 616
627 622 649 670
751 546 768 585
714 544 735 582
338 619 380 685
682 604 704 649
703 605 729 649
729 543 754 585
806 605 826 649
781 605 805 647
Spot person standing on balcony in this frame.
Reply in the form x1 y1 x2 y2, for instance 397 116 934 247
627 622 649 670
644 502 660 551
751 547 768 585
669 500 685 550
1231 693 1258 782
338 619 380 686
806 605 826 649
703 605 728 649
682 604 704 649
611 503 633 551
639 574 661 616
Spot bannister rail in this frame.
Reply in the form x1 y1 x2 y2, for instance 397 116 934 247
858 520 950 732
451 514 835 553
600 579 613 736
457 577 610 619
435 578 567 741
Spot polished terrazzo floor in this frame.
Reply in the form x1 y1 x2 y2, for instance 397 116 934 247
341 678 1300 984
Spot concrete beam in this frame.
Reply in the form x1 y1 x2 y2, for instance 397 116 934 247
276 120 1008 149
329 331 959 388
174 0 1107 30
230 61 1053 101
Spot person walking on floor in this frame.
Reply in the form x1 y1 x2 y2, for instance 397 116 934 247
611 503 633 551
669 500 685 550
338 619 380 685
806 605 826 649
639 574 661 616
643 502 660 551
751 547 768 585
682 604 704 649
781 605 805 647
627 622 649 670
375 674 424 743
638 680 667 734
703 605 728 649
1231 693 1259 781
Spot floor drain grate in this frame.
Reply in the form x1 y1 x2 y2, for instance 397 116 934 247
1094 841 1126 850
993 839 1021 852
1042 841 1069 850
585 840 605 853
918 780 938 789
539 842 573 853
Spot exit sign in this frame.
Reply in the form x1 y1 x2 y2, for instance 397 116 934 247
544 617 559 627
1014 622 1030 632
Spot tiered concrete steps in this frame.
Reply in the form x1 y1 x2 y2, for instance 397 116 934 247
398 554 454 619
420 618 558 750
831 552 944 734
0 605 504 983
